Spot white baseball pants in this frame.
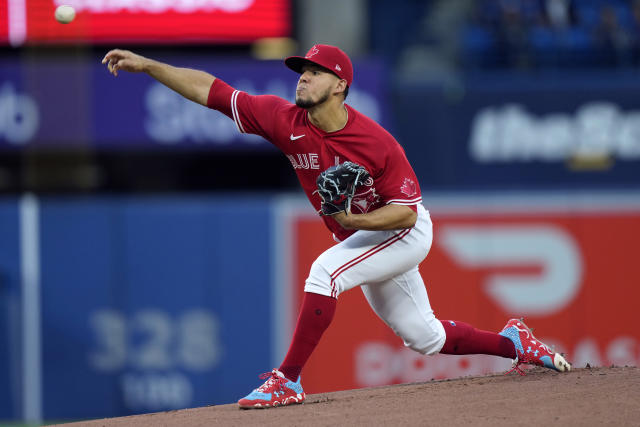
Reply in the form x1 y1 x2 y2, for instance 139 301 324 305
305 204 446 355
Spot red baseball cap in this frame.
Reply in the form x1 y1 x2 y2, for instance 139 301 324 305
285 44 353 87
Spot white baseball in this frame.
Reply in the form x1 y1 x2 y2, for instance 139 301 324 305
55 5 76 24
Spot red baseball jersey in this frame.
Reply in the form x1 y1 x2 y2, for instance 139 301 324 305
207 79 422 241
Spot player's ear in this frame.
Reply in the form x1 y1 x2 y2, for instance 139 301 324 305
334 79 347 98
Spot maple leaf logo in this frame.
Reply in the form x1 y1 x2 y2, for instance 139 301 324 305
400 178 416 197
305 46 320 58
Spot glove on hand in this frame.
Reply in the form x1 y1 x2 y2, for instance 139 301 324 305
316 161 370 215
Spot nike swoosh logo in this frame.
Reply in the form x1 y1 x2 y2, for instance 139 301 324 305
290 133 305 141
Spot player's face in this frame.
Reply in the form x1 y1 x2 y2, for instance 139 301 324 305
295 64 340 109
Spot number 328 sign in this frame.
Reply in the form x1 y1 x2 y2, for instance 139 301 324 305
88 308 222 411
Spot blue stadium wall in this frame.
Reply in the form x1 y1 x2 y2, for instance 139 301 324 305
0 196 275 420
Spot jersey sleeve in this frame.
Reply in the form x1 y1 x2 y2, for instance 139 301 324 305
206 78 290 141
374 144 422 210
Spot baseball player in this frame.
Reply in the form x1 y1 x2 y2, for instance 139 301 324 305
102 44 571 409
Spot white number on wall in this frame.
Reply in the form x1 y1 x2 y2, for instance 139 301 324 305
89 309 127 371
89 308 222 372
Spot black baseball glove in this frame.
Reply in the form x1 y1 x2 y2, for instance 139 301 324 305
316 161 370 215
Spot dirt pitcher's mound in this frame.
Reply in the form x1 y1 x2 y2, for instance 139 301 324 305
52 366 639 427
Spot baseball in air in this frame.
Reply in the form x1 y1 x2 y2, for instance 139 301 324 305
54 5 76 24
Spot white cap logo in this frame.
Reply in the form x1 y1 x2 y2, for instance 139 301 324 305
306 46 320 58
335 64 342 71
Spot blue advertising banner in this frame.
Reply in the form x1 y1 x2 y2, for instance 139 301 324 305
394 71 640 190
38 196 273 419
0 55 389 150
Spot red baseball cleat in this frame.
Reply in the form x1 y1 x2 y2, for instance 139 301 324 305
499 318 571 375
238 369 305 409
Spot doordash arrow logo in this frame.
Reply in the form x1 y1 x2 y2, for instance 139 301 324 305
439 225 583 316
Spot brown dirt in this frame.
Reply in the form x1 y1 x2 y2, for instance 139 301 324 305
50 366 640 427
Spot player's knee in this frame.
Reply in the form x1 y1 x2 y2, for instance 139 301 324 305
400 321 446 356
304 258 334 297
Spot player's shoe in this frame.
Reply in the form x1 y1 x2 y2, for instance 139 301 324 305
499 318 571 375
238 369 305 409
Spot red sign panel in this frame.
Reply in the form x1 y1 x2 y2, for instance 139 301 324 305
21 0 291 44
289 206 640 394
0 2 8 44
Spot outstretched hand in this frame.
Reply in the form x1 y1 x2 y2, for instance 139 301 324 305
101 49 148 76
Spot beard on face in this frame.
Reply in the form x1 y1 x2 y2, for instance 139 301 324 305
295 86 331 109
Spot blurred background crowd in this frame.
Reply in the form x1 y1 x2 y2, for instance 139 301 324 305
466 0 640 68
375 0 640 72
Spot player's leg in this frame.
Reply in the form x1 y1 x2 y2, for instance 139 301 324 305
359 267 515 358
361 272 571 373
277 223 431 381
281 205 434 368
360 271 516 358
360 267 446 355
238 225 425 408
439 319 516 358
238 294 328 408
277 291 336 385
440 319 570 372
239 207 435 408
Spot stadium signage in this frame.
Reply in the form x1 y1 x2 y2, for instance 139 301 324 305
0 82 39 145
9 0 291 45
470 102 640 162
0 57 388 150
284 194 640 392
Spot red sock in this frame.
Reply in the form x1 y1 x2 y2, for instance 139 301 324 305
439 320 516 359
279 292 336 382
